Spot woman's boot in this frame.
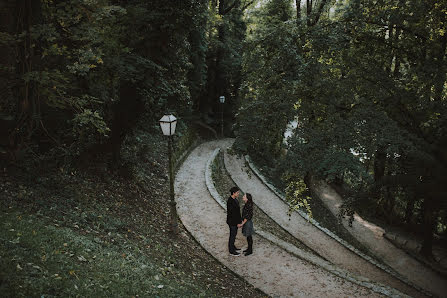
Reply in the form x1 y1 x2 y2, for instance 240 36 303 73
244 236 253 256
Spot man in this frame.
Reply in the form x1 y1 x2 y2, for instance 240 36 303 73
227 186 242 256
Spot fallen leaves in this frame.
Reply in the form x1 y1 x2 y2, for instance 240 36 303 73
0 136 264 298
69 270 79 279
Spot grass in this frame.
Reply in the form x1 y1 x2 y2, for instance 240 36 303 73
0 132 265 298
1 209 172 297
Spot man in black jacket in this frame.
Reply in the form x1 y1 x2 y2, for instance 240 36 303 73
227 186 242 256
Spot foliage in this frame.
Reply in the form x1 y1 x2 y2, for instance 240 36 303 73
236 0 447 255
0 0 209 162
284 173 312 219
194 0 252 133
234 0 296 162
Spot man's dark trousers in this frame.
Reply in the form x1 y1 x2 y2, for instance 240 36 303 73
227 197 242 253
228 225 238 253
227 195 241 253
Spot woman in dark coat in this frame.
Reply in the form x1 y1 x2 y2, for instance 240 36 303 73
239 193 254 256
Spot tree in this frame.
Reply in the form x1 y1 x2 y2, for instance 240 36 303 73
195 0 253 134
0 0 211 164
234 0 296 162
236 0 447 256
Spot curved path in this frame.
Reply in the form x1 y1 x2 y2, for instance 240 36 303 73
224 145 422 298
310 179 447 298
175 140 379 297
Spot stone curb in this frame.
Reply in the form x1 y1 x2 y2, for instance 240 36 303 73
206 148 408 298
257 230 409 298
243 155 431 298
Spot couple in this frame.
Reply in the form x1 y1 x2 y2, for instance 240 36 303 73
226 186 254 256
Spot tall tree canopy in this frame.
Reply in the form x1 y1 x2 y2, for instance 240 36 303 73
0 0 247 162
235 0 447 256
1 0 445 257
0 0 254 161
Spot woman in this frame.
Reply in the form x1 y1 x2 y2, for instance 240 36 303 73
239 193 254 256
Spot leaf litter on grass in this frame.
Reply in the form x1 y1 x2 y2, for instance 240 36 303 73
0 134 264 298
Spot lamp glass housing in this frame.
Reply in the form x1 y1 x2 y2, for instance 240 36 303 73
159 114 177 136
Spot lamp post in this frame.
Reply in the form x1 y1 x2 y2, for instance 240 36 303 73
159 114 178 235
219 95 225 138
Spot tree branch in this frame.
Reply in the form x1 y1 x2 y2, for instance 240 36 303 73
223 0 238 15
296 0 301 20
362 19 427 41
310 0 328 26
241 0 255 11
306 0 312 26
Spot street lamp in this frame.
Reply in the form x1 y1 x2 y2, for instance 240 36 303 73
219 95 225 138
159 114 178 234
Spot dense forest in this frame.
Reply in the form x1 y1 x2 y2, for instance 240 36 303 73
0 0 248 162
1 0 446 259
235 0 447 257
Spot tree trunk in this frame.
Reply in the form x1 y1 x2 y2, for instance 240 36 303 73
373 145 386 215
330 175 345 197
420 197 435 257
404 193 416 225
385 23 394 74
0 0 16 105
311 0 328 26
296 0 301 20
215 23 226 99
0 1 17 160
433 12 446 102
15 0 41 142
215 0 228 100
306 0 312 26
384 186 395 224
109 82 143 163
393 28 402 77
373 145 386 189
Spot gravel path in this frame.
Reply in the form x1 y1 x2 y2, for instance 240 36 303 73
175 140 380 297
223 145 422 298
311 179 447 298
